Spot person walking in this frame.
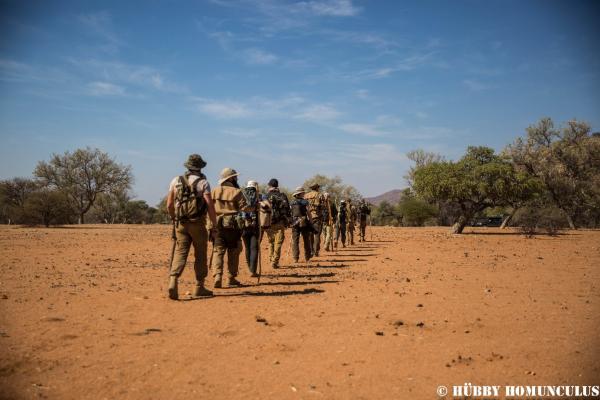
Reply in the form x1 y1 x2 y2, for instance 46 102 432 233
290 187 312 264
211 168 249 288
304 183 324 257
335 199 347 248
347 199 357 245
240 180 260 277
264 178 291 269
166 154 217 300
358 199 371 242
322 193 334 252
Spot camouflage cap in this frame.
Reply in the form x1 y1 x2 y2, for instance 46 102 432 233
309 183 320 190
184 154 207 171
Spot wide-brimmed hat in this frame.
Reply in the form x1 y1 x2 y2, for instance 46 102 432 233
309 183 320 190
293 186 305 197
184 154 207 170
219 167 239 184
246 180 258 189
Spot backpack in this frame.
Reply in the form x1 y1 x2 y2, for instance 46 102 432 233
174 175 206 223
267 191 291 225
338 203 347 223
240 187 259 229
306 192 322 219
290 199 309 228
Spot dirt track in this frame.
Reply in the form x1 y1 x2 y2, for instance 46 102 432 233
0 225 598 399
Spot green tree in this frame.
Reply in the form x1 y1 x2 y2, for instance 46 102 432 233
0 178 38 224
302 174 361 203
506 118 600 229
34 147 133 224
414 146 539 234
397 197 438 226
404 149 445 187
22 189 72 227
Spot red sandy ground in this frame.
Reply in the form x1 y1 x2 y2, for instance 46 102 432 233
0 225 598 399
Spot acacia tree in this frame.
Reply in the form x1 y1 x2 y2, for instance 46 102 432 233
413 146 540 234
302 174 361 203
34 147 132 224
506 118 600 229
404 149 445 187
0 178 38 224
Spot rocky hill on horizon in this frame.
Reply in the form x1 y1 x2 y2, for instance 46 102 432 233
365 189 405 205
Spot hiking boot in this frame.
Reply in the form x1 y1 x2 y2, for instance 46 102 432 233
271 262 279 269
293 259 299 264
228 277 242 287
168 276 178 300
213 276 222 289
193 284 213 297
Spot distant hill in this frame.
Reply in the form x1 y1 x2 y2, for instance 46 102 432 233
365 189 405 206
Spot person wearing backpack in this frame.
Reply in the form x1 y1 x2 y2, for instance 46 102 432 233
290 187 312 264
304 183 324 257
346 199 357 245
264 178 291 269
322 192 334 252
240 180 260 277
358 199 372 242
211 167 249 288
335 199 347 248
166 154 217 300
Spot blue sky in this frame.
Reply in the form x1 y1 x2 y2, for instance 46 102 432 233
1 0 599 205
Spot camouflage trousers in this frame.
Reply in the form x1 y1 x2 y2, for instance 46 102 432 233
211 227 242 280
292 227 312 262
359 221 367 241
323 224 334 251
347 223 355 245
309 219 322 256
170 219 209 284
266 222 286 267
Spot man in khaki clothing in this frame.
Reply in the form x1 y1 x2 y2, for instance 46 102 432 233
346 199 357 246
166 154 217 300
264 178 291 269
211 168 249 288
304 183 324 257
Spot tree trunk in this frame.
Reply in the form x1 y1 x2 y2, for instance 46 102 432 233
79 213 84 224
565 214 576 230
451 215 468 234
500 209 517 229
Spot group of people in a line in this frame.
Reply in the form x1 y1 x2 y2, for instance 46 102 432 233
165 154 371 300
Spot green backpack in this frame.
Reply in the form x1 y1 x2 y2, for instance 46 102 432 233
174 175 207 223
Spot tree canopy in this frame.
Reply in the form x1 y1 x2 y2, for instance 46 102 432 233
413 146 540 233
34 147 133 224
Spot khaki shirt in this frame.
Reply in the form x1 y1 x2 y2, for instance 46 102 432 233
211 182 248 216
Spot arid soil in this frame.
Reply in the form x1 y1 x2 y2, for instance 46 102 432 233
0 225 599 399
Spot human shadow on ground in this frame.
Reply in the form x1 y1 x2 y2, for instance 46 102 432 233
178 287 325 300
247 280 339 287
283 263 351 269
261 272 336 279
219 288 325 297
327 253 376 257
314 258 369 263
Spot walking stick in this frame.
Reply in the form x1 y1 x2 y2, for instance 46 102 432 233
208 229 215 271
257 225 262 283
168 222 176 271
